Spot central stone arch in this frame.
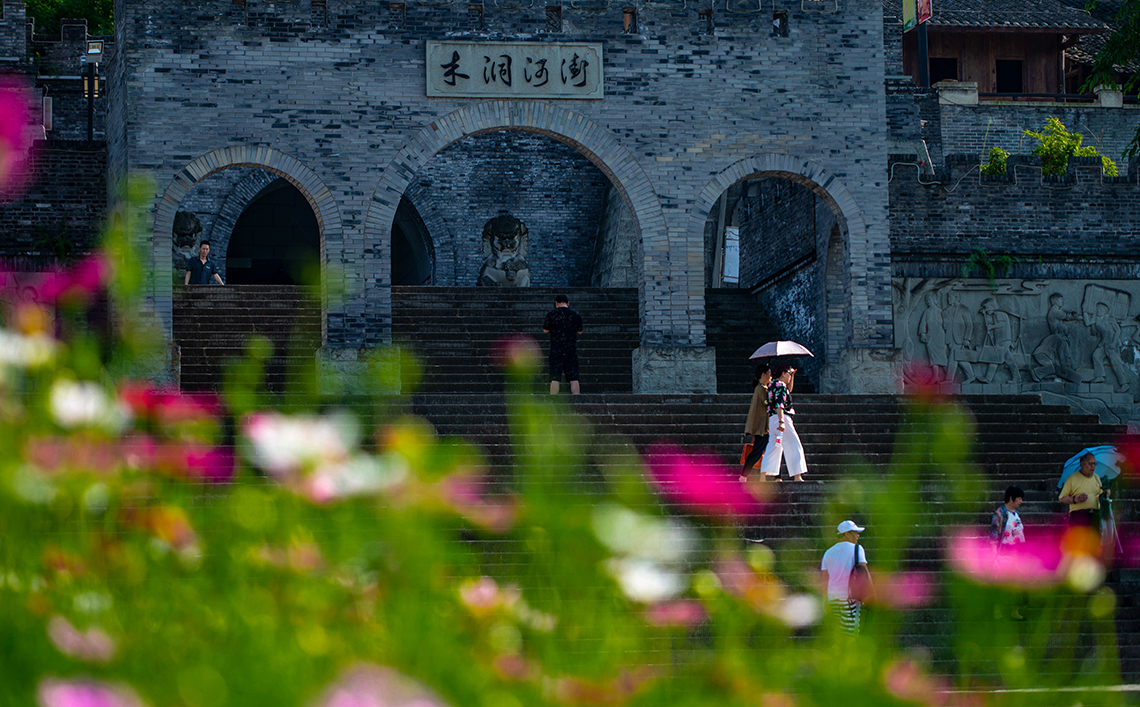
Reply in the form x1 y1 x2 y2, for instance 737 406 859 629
689 153 896 393
361 101 672 353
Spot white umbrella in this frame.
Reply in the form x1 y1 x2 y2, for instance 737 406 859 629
749 341 814 359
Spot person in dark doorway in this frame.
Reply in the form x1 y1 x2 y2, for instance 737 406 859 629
184 240 225 286
740 362 772 482
543 294 583 395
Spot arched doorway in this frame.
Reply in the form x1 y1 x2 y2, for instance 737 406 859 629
226 179 320 285
391 196 435 286
693 154 886 395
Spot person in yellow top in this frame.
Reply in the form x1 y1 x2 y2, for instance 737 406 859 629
1059 452 1108 530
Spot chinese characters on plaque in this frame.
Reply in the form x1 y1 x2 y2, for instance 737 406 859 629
427 41 603 99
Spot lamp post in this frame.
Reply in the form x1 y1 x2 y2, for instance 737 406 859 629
81 41 103 141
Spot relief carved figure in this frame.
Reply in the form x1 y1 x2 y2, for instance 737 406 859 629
1031 293 1081 382
977 297 1020 385
1092 301 1129 391
477 212 531 287
942 289 976 383
172 211 203 271
917 291 947 379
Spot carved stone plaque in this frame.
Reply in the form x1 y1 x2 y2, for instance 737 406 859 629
426 41 603 99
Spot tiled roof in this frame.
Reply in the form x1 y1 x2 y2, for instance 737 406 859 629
883 0 1109 31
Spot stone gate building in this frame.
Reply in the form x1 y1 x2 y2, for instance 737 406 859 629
106 0 894 393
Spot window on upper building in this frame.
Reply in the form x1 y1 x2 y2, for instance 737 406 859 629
995 59 1024 93
928 57 959 85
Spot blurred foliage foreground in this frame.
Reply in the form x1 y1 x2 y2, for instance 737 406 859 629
0 182 1137 707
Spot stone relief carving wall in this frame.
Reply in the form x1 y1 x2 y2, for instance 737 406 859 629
894 278 1140 427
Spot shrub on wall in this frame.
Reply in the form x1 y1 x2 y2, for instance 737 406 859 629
1024 117 1119 177
980 146 1009 176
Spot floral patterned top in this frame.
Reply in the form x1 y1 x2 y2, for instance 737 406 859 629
766 380 791 417
989 506 1024 547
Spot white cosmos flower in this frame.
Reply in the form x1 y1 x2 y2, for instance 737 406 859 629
776 594 822 628
592 503 697 564
605 558 687 603
244 410 360 475
49 380 125 431
0 330 55 368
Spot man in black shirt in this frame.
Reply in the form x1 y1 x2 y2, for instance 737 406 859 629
542 294 583 394
184 240 225 286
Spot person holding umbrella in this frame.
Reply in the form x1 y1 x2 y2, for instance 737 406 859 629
757 363 807 482
1059 451 1107 531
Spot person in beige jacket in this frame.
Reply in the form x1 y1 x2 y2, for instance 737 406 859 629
740 363 771 482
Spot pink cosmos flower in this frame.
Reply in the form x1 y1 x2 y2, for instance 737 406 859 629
38 255 111 306
901 359 953 400
491 334 542 374
871 571 936 609
646 443 761 519
314 664 450 707
119 383 220 427
438 473 519 533
642 599 707 628
458 576 520 615
46 616 116 663
0 75 36 203
882 658 950 707
37 678 145 707
947 531 1066 589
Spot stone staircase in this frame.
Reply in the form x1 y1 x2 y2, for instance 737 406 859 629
393 286 774 394
172 285 1140 679
401 390 1135 678
173 284 321 393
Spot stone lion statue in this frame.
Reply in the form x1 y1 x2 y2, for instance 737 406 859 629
172 211 203 270
477 212 531 287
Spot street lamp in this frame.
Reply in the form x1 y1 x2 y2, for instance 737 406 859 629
81 41 103 140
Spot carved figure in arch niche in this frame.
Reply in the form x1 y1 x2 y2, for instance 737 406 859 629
1032 293 1081 382
1092 301 1129 391
477 211 531 287
977 297 1020 385
917 291 948 379
942 289 976 383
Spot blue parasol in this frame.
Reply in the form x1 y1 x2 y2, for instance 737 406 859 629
1057 445 1123 490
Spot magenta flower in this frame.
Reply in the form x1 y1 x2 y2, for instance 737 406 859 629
182 446 235 484
947 531 1066 589
37 678 145 707
0 75 35 203
643 599 707 628
882 658 950 706
46 616 116 663
315 664 451 707
38 255 111 305
646 443 761 519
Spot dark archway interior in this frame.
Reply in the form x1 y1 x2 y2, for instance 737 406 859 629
392 197 434 286
226 179 320 285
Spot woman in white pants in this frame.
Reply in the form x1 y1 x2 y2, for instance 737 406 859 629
758 364 806 481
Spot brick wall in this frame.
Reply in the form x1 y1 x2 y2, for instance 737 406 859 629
0 140 107 261
940 103 1140 164
737 178 819 290
0 0 26 61
890 154 1140 279
408 131 609 287
590 184 637 288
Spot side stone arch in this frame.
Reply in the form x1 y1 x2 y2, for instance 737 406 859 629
689 153 895 392
361 101 673 350
152 146 341 341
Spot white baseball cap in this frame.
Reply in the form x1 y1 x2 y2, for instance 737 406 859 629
837 520 865 534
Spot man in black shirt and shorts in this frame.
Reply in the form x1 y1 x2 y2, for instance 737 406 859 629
542 294 583 394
